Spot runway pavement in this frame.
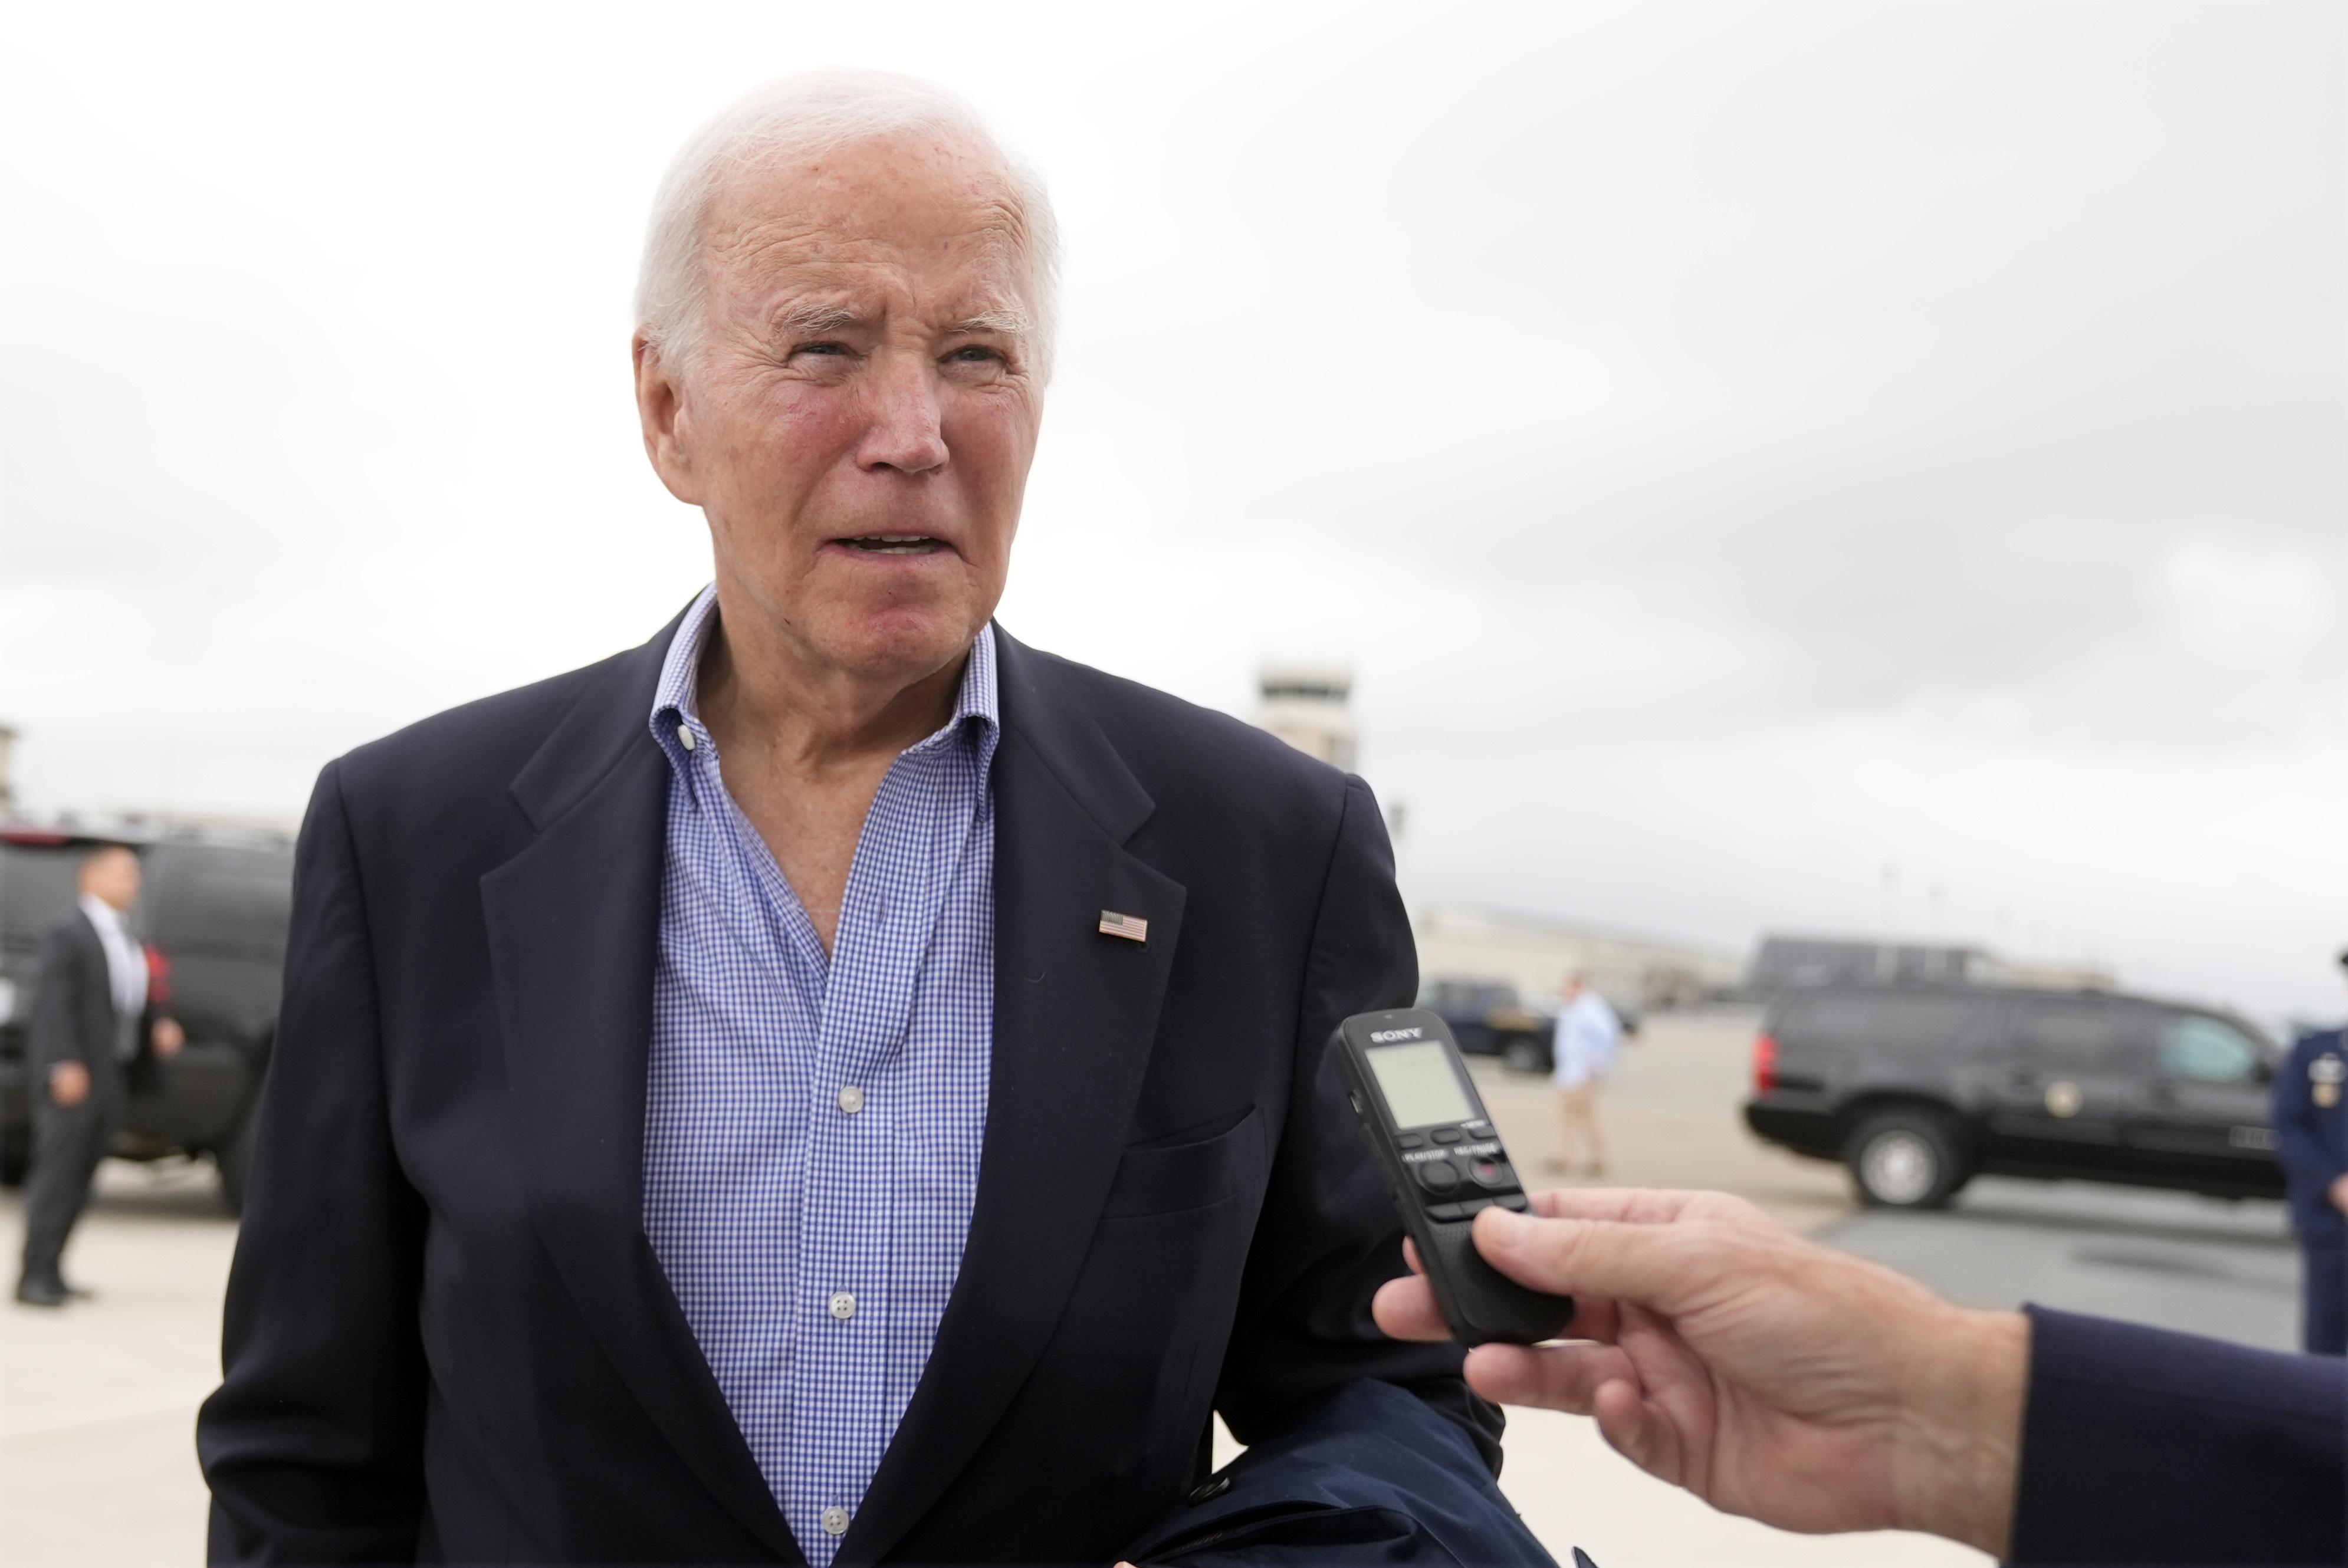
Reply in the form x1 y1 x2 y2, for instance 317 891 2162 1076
2 1007 2297 1567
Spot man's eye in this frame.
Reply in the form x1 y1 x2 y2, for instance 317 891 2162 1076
798 341 848 357
949 346 1001 364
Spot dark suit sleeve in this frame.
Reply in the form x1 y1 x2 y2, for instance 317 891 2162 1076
2011 1306 2346 1565
197 761 429 1562
1213 774 1505 1472
27 919 98 1078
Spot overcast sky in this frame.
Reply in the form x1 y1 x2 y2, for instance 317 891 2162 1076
3 1 2341 1018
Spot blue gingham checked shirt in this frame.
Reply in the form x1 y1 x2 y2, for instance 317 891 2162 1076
642 584 998 1563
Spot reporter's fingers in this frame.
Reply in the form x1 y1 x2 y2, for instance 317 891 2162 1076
1462 1340 1637 1413
1527 1188 1705 1223
1472 1206 1729 1319
1591 1379 1687 1488
1402 1235 1424 1276
1371 1273 1450 1342
1527 1186 1774 1231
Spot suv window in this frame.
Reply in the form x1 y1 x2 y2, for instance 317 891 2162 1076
150 847 292 959
2017 1001 2140 1071
1782 993 1989 1052
2157 1015 2262 1084
1 845 90 954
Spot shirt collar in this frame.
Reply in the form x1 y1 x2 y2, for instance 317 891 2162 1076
78 892 127 939
647 583 1001 800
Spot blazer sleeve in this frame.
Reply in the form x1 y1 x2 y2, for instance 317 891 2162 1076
27 919 96 1077
2011 1306 2346 1565
1213 774 1506 1472
196 760 430 1562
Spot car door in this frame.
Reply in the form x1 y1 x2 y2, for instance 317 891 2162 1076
2126 1011 2284 1192
1982 997 2153 1170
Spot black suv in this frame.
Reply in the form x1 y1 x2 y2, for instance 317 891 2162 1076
1416 979 1557 1073
1743 983 2284 1208
0 827 292 1211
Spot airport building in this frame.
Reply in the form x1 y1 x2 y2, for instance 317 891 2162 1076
1412 904 1746 1015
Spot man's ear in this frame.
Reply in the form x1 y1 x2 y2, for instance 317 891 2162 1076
633 334 702 505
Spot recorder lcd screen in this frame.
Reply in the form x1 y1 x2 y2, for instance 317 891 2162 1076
1367 1042 1475 1129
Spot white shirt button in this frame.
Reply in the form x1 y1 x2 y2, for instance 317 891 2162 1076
829 1291 856 1321
821 1506 851 1536
677 723 696 751
836 1085 866 1115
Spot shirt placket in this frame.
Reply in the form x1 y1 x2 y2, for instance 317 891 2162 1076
787 744 952 1558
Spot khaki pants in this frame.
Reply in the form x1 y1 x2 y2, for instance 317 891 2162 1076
1554 1080 1604 1172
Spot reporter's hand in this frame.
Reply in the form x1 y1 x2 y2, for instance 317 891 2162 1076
2329 1172 2348 1215
1372 1188 2026 1557
48 1061 91 1108
152 1017 185 1057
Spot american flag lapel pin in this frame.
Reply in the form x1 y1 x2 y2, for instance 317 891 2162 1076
1098 910 1149 945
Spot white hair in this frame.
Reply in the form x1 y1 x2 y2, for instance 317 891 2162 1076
634 69 1060 380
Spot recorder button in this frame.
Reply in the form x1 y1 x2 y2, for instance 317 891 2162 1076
1499 1193 1529 1211
1470 1157 1515 1189
1415 1161 1462 1194
1425 1202 1470 1221
1395 1133 1426 1150
1431 1129 1465 1145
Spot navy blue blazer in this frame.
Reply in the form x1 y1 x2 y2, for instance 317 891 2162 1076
195 617 1498 1564
2012 1307 2346 1564
2275 1029 2348 1237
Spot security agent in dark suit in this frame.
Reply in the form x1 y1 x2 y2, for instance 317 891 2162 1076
196 72 1544 1567
17 844 183 1307
2272 952 2348 1355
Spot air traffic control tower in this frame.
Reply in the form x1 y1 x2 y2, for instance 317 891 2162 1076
1252 663 1357 773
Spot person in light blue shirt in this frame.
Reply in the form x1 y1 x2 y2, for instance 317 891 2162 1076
1546 974 1620 1177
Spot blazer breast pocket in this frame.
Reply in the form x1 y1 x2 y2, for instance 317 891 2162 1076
1101 1107 1266 1219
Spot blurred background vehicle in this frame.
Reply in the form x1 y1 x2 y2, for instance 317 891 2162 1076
1417 978 1561 1074
0 824 291 1212
1744 981 2284 1209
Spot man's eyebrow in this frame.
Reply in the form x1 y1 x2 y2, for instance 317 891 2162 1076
948 308 1030 336
774 302 865 334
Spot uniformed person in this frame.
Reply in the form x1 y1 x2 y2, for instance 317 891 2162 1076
2271 949 2348 1356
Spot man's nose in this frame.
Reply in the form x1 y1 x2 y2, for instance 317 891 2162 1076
854 353 950 476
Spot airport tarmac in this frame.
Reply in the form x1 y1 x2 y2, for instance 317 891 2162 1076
0 1009 2292 1566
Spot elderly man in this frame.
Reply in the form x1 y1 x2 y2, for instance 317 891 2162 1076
197 72 1539 1566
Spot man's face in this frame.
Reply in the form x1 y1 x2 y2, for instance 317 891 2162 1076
81 847 140 912
637 133 1045 686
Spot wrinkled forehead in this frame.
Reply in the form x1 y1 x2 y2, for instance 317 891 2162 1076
700 133 1036 313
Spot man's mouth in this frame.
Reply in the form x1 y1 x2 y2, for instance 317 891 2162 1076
836 534 947 555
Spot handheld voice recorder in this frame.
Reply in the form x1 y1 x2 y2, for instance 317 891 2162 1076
1335 1008 1576 1346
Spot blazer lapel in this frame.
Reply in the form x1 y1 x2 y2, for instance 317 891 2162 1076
844 630 1186 1565
483 623 802 1565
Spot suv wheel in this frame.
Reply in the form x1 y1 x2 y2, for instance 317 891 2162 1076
1845 1111 1967 1209
1501 1036 1549 1075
